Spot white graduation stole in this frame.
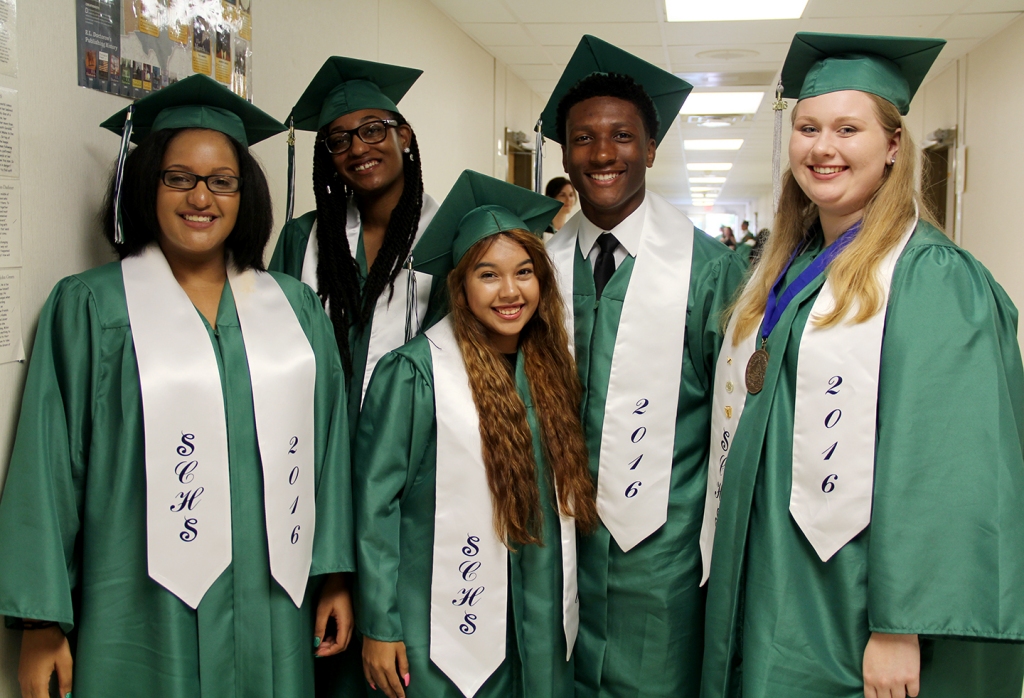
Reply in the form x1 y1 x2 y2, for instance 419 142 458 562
427 316 508 698
548 192 693 552
301 195 438 405
123 245 316 609
698 220 915 577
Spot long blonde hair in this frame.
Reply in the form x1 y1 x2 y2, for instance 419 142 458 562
730 94 930 343
447 229 598 548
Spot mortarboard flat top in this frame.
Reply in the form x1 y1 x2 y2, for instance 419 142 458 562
539 35 692 145
100 74 285 147
781 33 946 115
289 56 423 132
413 170 562 279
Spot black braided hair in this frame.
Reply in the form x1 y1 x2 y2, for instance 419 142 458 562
311 114 424 376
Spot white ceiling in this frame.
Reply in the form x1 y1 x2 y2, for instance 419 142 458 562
428 0 1024 211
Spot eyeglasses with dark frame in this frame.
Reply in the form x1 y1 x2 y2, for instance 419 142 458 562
322 119 399 155
160 170 242 194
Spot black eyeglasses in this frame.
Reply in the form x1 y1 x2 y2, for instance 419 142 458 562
160 170 242 194
322 119 399 155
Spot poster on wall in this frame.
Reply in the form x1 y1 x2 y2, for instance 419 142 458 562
76 0 252 101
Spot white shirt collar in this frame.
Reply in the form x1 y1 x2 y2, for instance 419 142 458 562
577 194 648 258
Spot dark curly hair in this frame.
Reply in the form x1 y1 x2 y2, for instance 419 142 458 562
311 112 424 375
101 128 273 270
555 72 660 144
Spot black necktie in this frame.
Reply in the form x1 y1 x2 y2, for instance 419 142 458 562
593 232 619 298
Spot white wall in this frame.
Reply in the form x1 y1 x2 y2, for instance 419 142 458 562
0 1 543 694
910 15 1024 344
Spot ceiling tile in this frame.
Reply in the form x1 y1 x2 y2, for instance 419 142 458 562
524 23 663 46
662 19 801 45
524 79 559 94
508 64 566 80
489 45 557 65
935 11 1022 38
805 0 965 17
463 23 537 46
430 0 518 23
669 42 790 65
799 14 947 35
963 0 1024 11
503 0 659 23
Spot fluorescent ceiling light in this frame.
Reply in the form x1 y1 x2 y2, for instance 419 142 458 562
698 120 733 128
681 92 764 115
692 199 717 206
666 0 808 22
690 187 721 193
687 163 733 171
684 139 744 150
690 176 727 184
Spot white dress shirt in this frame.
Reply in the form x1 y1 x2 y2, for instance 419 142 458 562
577 195 649 272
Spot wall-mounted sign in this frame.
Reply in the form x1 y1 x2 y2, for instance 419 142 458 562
76 0 253 100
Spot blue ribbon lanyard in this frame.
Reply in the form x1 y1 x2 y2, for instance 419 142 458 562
758 221 862 347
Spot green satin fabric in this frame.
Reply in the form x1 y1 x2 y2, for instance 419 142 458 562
702 222 1024 698
351 335 574 698
269 209 448 430
0 262 354 697
570 230 745 698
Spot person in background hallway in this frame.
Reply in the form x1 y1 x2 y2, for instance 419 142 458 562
720 226 737 250
545 176 577 233
700 32 1024 698
737 220 755 246
540 35 745 698
355 171 597 698
0 75 354 698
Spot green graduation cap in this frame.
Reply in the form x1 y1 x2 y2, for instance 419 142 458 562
100 73 286 147
288 56 423 132
412 170 563 279
781 33 946 115
539 35 693 145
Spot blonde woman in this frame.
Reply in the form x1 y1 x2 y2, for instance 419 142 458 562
355 171 597 698
700 34 1024 698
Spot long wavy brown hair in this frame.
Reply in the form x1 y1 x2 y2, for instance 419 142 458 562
730 93 931 343
447 229 598 548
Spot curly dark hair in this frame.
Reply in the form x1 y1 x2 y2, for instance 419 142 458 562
311 113 424 375
101 128 273 270
555 72 660 144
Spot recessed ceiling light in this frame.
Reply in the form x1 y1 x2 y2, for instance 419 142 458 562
690 176 727 184
681 92 765 115
687 163 733 171
685 139 744 151
666 0 808 22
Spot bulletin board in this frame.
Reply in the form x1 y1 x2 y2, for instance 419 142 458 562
76 0 253 100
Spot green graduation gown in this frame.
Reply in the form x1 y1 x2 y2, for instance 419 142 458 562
354 335 575 697
0 262 354 697
570 229 745 697
269 202 447 428
702 222 1024 698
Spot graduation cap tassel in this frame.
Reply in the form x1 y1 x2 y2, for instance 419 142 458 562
771 81 787 216
404 255 418 343
533 118 544 194
112 103 136 246
285 116 296 224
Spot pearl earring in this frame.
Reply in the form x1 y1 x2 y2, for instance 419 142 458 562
403 147 411 154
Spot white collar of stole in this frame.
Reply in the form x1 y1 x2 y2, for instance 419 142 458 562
301 194 439 405
547 191 694 552
122 244 317 608
576 195 646 259
699 217 916 583
426 316 579 697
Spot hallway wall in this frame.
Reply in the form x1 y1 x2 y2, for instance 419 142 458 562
909 14 1024 344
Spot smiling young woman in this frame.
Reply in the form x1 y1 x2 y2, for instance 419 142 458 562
353 171 597 698
269 57 444 426
0 76 355 698
701 33 1024 698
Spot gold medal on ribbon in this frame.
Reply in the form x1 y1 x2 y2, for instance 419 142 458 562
745 349 769 394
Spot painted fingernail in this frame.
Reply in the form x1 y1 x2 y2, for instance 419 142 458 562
403 673 410 687
370 683 377 691
313 636 321 648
